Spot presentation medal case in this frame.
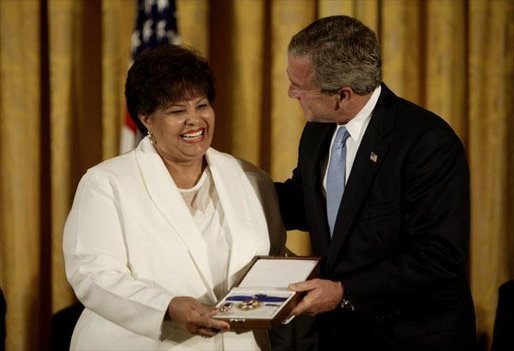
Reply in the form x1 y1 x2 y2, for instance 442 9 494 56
213 255 321 329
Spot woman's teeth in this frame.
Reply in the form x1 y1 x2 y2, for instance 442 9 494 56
182 130 203 140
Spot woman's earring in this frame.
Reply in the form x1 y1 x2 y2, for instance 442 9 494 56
148 130 156 145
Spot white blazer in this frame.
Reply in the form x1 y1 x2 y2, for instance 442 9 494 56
63 137 286 350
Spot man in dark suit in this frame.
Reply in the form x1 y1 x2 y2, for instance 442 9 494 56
273 15 477 351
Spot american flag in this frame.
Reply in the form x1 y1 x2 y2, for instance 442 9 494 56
120 0 180 154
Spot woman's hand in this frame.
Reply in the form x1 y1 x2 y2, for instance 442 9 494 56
168 296 230 337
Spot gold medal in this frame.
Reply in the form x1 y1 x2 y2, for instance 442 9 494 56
218 302 233 313
237 298 261 310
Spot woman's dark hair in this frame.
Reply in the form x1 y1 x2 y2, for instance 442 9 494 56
124 44 216 134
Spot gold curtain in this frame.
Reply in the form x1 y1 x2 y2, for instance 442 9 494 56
0 2 43 351
468 0 514 344
0 0 512 350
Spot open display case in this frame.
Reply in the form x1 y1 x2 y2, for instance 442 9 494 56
213 255 321 329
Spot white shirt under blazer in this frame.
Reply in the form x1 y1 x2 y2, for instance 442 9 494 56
63 137 286 350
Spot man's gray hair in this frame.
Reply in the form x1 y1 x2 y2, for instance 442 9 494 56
288 15 381 95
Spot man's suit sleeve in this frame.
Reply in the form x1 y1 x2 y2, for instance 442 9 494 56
275 167 309 232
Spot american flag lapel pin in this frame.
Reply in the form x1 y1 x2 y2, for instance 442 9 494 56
370 152 378 163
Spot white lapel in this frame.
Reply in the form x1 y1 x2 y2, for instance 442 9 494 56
206 149 270 285
135 138 216 301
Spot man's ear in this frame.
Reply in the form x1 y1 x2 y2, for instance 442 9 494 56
338 86 353 103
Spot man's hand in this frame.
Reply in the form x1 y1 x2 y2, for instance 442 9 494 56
288 278 344 317
168 296 230 337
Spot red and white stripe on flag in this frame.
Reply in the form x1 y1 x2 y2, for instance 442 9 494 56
120 0 181 154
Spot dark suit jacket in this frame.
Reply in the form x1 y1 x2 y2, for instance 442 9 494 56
275 84 476 350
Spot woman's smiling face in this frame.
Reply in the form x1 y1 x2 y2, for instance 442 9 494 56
139 95 215 165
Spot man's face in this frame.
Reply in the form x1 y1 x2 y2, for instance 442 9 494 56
287 55 340 123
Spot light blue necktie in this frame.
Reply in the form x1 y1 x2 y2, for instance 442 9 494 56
326 127 350 235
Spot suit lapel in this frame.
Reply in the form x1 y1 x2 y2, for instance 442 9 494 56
135 138 216 300
327 85 396 269
206 149 269 285
303 123 336 256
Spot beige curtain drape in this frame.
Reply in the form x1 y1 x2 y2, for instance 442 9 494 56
1 0 512 350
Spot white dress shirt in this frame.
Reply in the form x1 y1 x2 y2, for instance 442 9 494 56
323 86 382 194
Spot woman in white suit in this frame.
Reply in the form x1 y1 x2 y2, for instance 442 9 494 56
63 45 286 350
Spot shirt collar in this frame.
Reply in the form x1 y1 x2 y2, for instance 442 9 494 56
341 85 381 142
